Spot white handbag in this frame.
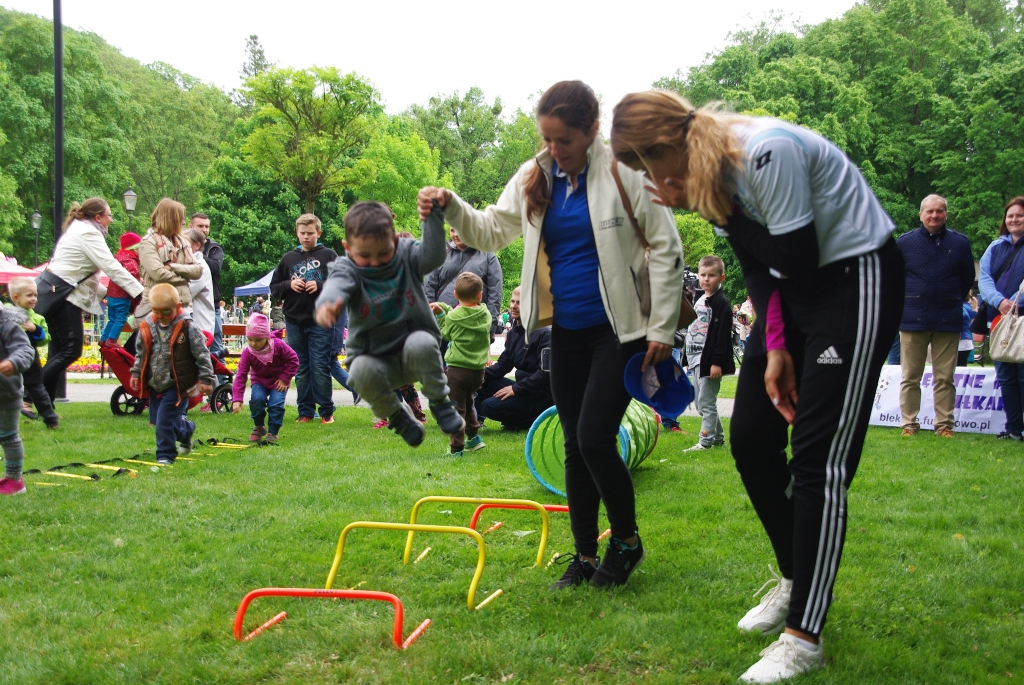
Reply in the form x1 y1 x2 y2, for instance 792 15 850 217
990 290 1024 363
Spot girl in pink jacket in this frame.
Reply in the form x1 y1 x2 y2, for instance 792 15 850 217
231 314 299 444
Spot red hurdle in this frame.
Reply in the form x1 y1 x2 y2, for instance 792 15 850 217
234 587 431 649
468 503 569 530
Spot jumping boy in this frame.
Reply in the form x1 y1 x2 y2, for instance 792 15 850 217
314 201 465 446
270 213 339 424
430 272 492 456
684 255 736 452
6 278 59 429
130 283 214 464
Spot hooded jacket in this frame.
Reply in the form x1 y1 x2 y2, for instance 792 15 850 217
442 137 684 345
269 244 339 328
0 308 39 407
435 302 492 370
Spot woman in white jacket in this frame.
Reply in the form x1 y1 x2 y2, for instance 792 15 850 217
43 198 144 400
418 81 684 590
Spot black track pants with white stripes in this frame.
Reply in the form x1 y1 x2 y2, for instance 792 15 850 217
730 240 904 638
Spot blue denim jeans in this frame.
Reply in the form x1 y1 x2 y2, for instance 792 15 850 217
151 388 194 461
330 356 351 389
212 308 223 355
250 382 286 435
996 361 1024 436
286 321 335 419
101 297 131 341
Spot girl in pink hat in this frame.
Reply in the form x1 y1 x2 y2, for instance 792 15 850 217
231 313 299 443
100 231 143 347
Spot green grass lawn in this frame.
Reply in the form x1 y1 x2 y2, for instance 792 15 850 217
1 403 1021 684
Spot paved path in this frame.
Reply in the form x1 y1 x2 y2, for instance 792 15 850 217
63 377 735 418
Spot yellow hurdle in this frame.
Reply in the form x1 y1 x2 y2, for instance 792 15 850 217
403 497 550 568
325 521 487 610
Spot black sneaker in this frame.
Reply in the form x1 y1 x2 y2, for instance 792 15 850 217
20 408 37 420
156 456 175 465
550 553 599 590
590 536 646 588
997 431 1024 441
389 403 426 447
429 399 466 435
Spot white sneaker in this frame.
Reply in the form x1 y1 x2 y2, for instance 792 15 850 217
738 566 792 634
683 443 709 452
739 633 825 683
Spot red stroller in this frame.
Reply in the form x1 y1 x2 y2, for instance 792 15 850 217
101 335 234 416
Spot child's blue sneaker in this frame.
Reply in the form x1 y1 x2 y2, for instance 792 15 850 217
465 435 486 452
449 450 464 457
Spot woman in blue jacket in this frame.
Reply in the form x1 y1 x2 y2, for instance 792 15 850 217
977 196 1024 439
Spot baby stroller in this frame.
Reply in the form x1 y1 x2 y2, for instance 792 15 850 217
101 333 234 416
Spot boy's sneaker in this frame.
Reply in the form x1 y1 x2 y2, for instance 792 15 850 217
389 404 426 447
263 433 278 445
449 450 464 457
249 426 268 442
321 415 335 425
738 567 792 634
669 426 685 434
997 431 1023 441
295 416 314 423
0 477 26 495
738 633 825 683
429 400 466 435
372 418 389 429
684 443 711 452
157 457 175 465
465 435 486 452
590 536 645 588
550 553 599 590
20 408 37 420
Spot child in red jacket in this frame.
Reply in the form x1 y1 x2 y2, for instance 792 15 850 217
101 232 142 347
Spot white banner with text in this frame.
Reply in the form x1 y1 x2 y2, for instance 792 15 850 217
868 365 1004 435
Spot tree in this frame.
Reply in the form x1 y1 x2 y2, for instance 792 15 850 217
350 117 439 233
676 212 716 267
241 67 382 213
0 129 22 254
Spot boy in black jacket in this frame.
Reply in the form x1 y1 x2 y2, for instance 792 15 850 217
269 213 339 423
684 255 736 452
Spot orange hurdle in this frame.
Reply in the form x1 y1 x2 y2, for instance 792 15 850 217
234 587 431 649
468 503 569 531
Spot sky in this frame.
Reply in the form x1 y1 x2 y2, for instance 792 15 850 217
3 0 861 118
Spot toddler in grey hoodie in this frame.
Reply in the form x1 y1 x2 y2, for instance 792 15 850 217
0 309 36 495
315 201 465 447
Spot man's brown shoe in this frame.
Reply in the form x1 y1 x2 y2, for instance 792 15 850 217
901 427 918 437
936 428 955 438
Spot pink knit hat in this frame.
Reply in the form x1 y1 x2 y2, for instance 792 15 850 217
246 313 272 338
120 232 142 250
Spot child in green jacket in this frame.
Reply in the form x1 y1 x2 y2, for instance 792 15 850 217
431 272 492 456
7 278 58 429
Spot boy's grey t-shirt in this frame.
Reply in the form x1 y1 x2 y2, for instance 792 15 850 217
685 293 711 370
317 207 447 363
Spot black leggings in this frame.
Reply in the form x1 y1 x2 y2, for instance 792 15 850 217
42 300 84 401
730 242 904 638
550 322 647 557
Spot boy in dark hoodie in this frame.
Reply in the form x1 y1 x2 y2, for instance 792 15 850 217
130 283 214 465
431 272 492 456
270 213 339 424
314 201 465 447
683 255 736 452
0 303 35 495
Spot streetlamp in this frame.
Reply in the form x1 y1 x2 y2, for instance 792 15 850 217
30 210 42 266
122 186 137 231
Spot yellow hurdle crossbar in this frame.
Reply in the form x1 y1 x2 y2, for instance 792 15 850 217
403 497 550 568
326 521 486 610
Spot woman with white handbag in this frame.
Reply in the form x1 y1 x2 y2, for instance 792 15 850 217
977 196 1024 440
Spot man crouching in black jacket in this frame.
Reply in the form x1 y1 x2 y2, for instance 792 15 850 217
475 287 553 430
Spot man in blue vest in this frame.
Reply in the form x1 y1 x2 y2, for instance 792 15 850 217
897 194 975 438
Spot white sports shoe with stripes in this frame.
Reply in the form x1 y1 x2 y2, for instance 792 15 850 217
739 633 825 683
738 566 792 634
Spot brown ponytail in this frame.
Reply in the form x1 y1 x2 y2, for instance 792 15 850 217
524 81 601 222
611 91 745 226
62 197 110 232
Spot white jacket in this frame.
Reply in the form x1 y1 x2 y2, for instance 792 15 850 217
189 249 215 334
444 137 684 345
48 219 144 315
